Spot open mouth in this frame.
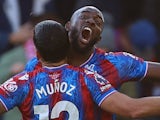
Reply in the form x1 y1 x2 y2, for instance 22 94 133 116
81 27 92 44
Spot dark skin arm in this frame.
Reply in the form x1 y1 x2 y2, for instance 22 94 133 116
0 102 7 114
101 92 160 119
146 61 160 78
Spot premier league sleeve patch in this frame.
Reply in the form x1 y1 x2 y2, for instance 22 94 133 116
0 78 18 94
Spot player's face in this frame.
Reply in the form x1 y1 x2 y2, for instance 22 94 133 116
66 6 104 53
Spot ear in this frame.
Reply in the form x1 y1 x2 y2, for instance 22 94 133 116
96 36 102 46
36 51 41 60
65 21 71 31
98 36 102 42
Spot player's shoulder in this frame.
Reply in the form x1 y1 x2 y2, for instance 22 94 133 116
12 71 29 80
25 57 40 72
10 68 45 85
105 51 142 60
66 64 84 73
13 66 43 80
95 48 125 59
95 49 144 65
95 48 125 57
66 65 94 76
95 48 106 55
1 71 30 90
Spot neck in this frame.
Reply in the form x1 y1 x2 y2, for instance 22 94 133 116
40 58 67 67
68 47 94 66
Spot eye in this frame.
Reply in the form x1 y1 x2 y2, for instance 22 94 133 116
79 14 88 20
95 20 101 25
95 19 103 26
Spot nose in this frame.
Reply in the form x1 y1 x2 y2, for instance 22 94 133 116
85 18 95 27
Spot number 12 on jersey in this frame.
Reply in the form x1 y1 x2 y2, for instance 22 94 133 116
34 101 79 120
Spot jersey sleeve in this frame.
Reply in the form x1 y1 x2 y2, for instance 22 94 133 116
0 72 29 111
84 70 117 106
106 52 148 82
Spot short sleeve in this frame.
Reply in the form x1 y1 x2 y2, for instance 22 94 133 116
84 70 117 106
106 52 148 82
0 72 29 110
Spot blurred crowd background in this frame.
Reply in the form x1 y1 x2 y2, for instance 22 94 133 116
0 0 160 120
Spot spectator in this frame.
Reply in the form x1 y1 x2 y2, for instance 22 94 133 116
0 0 34 56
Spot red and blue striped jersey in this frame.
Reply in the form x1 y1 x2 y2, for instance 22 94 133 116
79 48 147 120
80 48 148 89
0 64 116 120
25 48 147 89
24 48 148 120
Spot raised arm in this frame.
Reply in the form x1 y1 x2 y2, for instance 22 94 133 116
100 92 160 119
146 61 160 78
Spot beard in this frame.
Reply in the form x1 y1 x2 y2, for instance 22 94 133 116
69 27 98 54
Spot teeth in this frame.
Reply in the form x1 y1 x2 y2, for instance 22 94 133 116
83 39 88 42
81 27 92 43
84 27 92 34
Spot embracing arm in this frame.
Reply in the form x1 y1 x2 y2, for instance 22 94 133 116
100 92 160 119
0 101 7 114
146 61 160 78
